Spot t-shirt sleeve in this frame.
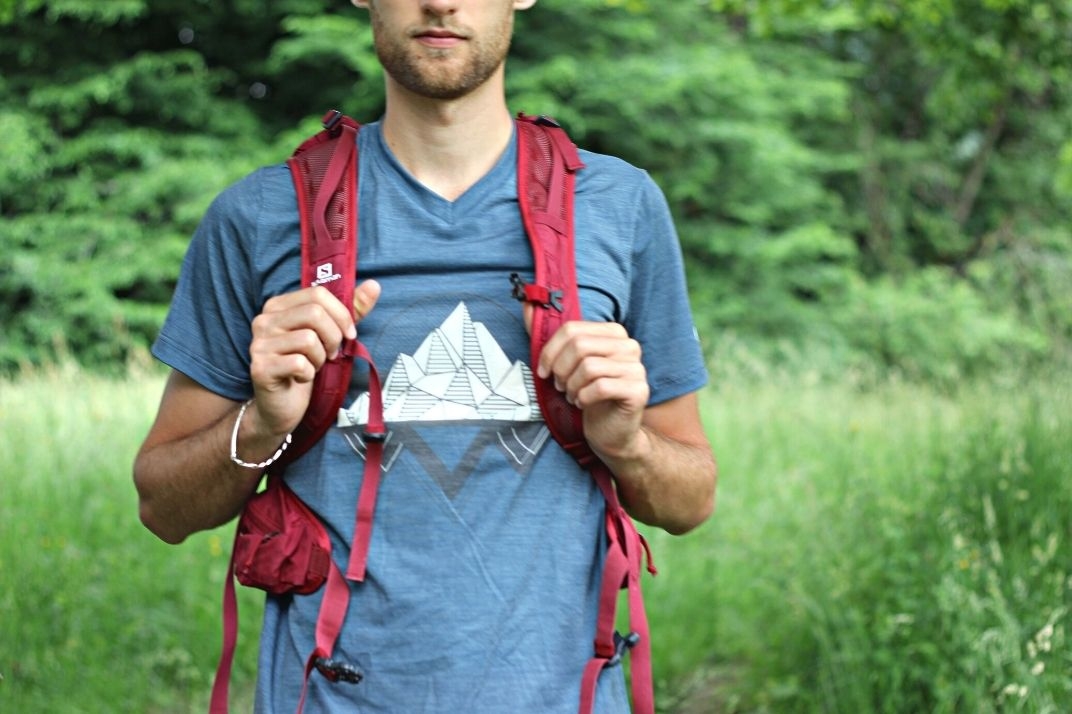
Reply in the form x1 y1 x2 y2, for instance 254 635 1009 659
151 170 269 400
625 176 708 405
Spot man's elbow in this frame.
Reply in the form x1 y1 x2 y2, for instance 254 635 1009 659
137 498 188 545
133 459 188 545
667 457 717 536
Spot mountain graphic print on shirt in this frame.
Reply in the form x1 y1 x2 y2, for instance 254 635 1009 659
336 301 551 499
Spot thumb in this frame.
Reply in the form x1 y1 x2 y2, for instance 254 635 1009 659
353 279 381 324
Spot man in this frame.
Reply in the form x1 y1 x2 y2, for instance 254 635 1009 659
134 0 716 711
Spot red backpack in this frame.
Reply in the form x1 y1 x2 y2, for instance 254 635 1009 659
209 110 658 714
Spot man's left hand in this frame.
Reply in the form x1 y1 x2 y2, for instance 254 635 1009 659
536 321 651 462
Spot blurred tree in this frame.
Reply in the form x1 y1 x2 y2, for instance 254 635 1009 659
1 0 1068 379
0 0 375 370
705 0 1072 373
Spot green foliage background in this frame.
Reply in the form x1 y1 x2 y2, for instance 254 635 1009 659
3 3 1071 711
2 0 1071 381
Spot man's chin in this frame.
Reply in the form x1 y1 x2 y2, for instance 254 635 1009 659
396 66 502 101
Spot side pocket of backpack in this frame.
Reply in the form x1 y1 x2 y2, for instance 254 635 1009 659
233 478 331 596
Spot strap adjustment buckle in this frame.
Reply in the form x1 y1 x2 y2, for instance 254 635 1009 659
362 428 388 443
510 273 564 312
321 109 344 131
534 114 562 128
314 656 364 684
607 631 641 668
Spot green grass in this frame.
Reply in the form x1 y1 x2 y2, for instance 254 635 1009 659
645 373 1072 713
2 366 1070 712
0 366 261 713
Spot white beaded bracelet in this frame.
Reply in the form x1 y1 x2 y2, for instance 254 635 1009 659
229 399 293 470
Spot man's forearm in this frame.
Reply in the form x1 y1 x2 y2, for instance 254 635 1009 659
134 406 266 544
602 425 717 535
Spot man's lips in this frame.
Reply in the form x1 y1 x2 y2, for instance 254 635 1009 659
414 27 467 48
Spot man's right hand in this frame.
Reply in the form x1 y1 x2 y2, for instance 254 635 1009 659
133 279 381 544
247 280 382 441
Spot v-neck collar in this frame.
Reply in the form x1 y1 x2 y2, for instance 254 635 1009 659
366 122 517 225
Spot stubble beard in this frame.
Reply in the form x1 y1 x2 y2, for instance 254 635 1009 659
371 12 515 101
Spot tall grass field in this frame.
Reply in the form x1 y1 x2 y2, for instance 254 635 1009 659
2 367 1069 712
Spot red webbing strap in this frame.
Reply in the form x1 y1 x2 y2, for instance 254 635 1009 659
515 115 657 714
289 339 382 714
344 339 386 583
578 488 630 713
289 115 389 705
209 535 243 714
577 466 656 714
287 114 392 710
210 114 366 714
289 114 388 584
296 560 351 713
515 116 590 465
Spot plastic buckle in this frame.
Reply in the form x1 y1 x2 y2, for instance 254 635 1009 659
534 115 562 128
509 273 528 302
509 273 564 312
314 656 364 684
606 631 641 667
362 428 388 443
322 109 344 131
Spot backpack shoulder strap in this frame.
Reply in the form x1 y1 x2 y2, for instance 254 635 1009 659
513 114 593 467
286 103 389 659
211 110 364 714
514 114 657 714
283 109 362 464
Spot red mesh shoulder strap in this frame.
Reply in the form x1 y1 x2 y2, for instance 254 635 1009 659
515 114 656 714
211 111 364 714
286 111 389 708
284 110 361 462
514 115 592 466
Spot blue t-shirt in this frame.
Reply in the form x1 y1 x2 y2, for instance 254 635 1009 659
154 122 707 713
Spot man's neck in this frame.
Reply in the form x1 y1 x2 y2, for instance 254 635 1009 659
378 73 515 202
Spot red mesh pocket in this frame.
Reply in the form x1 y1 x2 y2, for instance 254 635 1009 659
233 479 331 595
